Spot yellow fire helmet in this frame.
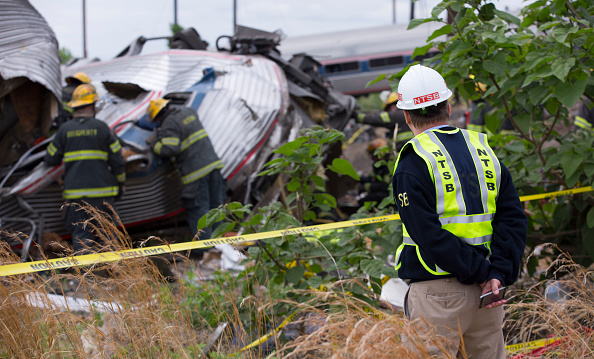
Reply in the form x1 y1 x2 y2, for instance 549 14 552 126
383 91 399 109
67 84 99 109
147 98 170 121
65 72 91 85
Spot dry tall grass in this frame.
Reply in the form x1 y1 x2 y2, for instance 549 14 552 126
2 206 593 358
504 244 594 358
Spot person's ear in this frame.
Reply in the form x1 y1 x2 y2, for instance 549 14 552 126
403 110 412 127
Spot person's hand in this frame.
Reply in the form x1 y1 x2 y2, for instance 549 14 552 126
480 278 506 309
146 133 157 146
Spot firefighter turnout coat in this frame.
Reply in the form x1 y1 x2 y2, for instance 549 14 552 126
152 106 223 199
392 126 527 286
45 117 126 199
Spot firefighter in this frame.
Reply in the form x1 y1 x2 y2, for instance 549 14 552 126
45 84 126 252
574 97 593 133
147 98 226 254
62 72 91 114
355 91 413 151
358 138 391 207
392 65 527 357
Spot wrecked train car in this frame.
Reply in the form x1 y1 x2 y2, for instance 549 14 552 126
0 0 62 258
0 25 357 259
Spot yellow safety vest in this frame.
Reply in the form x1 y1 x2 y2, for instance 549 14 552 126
394 128 501 276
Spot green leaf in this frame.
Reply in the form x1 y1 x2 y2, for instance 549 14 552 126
525 52 548 71
303 210 316 221
360 259 385 278
587 207 594 229
366 73 386 87
309 264 323 274
448 41 473 60
483 59 506 77
494 9 521 26
583 163 594 179
505 141 525 153
286 178 301 192
479 3 496 21
514 113 531 135
313 193 337 208
306 276 324 290
274 137 307 156
411 43 433 59
286 192 297 205
551 26 579 44
431 1 450 18
528 85 549 105
523 65 553 87
484 110 502 134
551 57 575 81
285 264 305 284
211 222 237 239
382 267 398 278
554 78 587 108
408 18 431 30
428 24 452 41
560 152 582 179
328 158 360 180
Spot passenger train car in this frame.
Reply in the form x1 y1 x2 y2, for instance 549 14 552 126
278 22 443 96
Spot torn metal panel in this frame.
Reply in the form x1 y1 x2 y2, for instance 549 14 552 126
0 0 61 99
0 0 61 168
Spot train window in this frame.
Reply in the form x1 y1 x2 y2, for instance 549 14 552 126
368 56 404 69
323 61 360 74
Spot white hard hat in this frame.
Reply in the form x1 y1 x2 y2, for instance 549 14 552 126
396 64 453 111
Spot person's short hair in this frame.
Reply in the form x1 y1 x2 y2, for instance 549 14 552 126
405 100 449 128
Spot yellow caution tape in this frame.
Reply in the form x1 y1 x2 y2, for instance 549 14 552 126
518 186 593 202
505 336 563 352
239 311 298 352
0 215 399 277
0 186 592 277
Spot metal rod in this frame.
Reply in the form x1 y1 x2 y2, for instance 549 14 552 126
393 0 396 24
174 0 178 25
83 0 87 58
233 0 237 34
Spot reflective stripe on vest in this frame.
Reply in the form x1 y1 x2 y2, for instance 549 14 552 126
154 137 180 155
575 116 593 131
47 142 58 156
181 129 207 151
110 140 122 153
395 128 501 275
64 186 119 199
64 150 108 162
180 160 224 185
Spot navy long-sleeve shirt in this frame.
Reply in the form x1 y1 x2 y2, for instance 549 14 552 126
392 128 527 286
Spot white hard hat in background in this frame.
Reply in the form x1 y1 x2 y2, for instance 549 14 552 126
396 64 452 111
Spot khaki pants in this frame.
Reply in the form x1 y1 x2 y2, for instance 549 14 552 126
406 278 505 359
